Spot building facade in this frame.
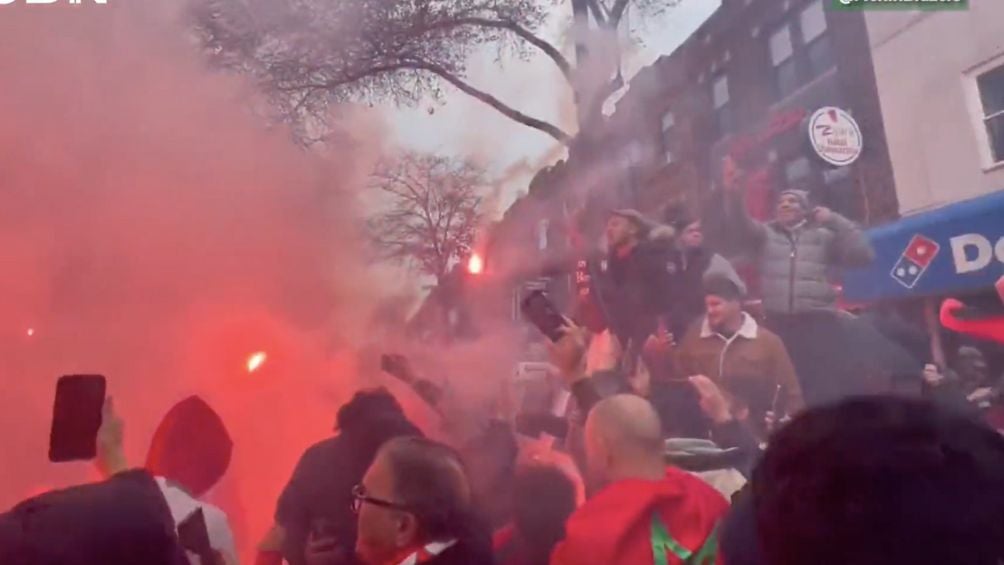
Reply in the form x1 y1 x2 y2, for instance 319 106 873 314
865 5 1004 216
615 0 900 230
474 0 909 336
841 4 1004 350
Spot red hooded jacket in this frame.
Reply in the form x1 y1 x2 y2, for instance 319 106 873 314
551 467 728 565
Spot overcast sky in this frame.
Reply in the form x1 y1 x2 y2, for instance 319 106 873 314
384 0 721 214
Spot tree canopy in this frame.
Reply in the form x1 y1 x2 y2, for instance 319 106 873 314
190 0 680 144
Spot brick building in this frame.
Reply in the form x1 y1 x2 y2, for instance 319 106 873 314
612 0 900 231
428 0 907 339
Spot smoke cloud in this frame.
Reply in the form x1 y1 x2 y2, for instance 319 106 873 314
0 1 392 558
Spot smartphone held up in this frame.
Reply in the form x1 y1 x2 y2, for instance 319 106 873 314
520 290 569 342
48 374 107 463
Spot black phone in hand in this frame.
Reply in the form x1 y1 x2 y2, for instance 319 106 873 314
49 375 106 463
521 290 568 342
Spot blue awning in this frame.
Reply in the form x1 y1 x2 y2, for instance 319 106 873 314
843 190 1004 303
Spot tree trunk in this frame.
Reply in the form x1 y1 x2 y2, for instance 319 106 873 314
571 0 590 129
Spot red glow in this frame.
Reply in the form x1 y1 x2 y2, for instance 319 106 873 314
26 328 35 337
246 351 267 373
467 253 484 275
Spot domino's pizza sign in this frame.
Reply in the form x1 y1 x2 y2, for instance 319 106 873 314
842 190 1004 303
890 235 940 289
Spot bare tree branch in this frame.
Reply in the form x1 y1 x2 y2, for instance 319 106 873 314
585 0 609 25
608 0 632 26
428 17 573 82
367 151 488 282
415 62 573 144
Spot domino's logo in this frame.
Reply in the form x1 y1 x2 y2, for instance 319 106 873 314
890 235 940 289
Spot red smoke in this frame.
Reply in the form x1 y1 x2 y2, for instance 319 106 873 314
0 2 385 560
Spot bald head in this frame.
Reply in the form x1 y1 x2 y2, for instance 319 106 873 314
584 395 665 485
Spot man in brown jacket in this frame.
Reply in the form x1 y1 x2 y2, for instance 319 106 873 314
675 274 804 435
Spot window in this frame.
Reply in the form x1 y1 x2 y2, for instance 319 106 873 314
538 220 549 251
977 65 1004 163
712 74 732 138
661 111 675 163
806 34 834 79
801 0 833 79
800 0 827 43
769 25 793 65
713 74 730 109
770 25 798 98
768 0 834 99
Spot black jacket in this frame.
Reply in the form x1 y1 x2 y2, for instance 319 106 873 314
664 247 714 339
0 470 187 565
426 533 495 565
276 414 422 565
595 238 674 347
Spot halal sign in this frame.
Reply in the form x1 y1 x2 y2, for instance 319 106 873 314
808 106 863 167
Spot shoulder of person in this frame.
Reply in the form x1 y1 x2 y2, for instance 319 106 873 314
756 325 788 348
302 435 343 458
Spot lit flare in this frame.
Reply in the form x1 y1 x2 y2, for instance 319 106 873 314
467 253 484 275
247 351 267 373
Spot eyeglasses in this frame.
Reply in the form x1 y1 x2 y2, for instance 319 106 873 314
351 484 409 514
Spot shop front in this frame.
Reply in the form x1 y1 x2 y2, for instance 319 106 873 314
843 190 1004 363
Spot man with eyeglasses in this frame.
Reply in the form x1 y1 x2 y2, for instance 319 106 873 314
353 437 492 565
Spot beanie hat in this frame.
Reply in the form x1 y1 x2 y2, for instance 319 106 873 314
778 189 810 211
703 273 744 302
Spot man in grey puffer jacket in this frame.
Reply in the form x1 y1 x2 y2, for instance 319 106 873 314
723 168 875 405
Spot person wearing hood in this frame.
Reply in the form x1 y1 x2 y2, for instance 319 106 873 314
97 396 238 565
722 161 875 405
259 388 423 565
551 394 728 565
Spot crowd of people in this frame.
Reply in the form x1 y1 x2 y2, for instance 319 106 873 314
3 175 1004 565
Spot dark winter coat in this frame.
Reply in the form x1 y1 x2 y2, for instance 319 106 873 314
0 470 187 565
664 246 746 338
594 235 674 347
276 399 422 565
425 536 496 565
